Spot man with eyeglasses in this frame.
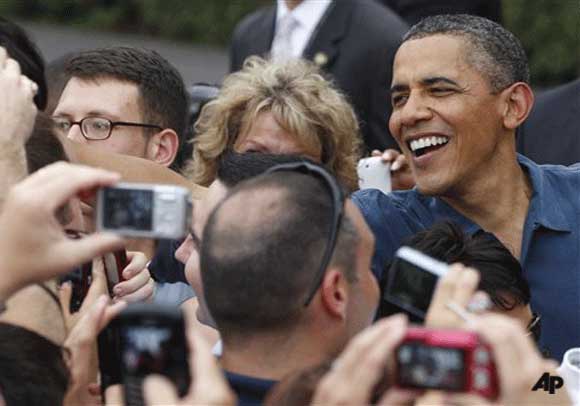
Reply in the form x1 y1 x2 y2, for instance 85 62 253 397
52 46 188 172
198 163 379 404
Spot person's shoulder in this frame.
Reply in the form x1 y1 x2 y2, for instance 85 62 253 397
349 0 408 35
352 188 420 217
232 6 274 40
522 156 580 197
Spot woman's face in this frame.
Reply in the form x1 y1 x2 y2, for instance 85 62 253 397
234 111 321 161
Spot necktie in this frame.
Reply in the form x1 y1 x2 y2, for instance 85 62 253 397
272 14 299 61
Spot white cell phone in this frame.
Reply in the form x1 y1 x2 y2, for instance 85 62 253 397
357 157 391 194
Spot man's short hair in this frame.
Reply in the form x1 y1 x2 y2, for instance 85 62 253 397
200 171 359 341
0 322 69 405
403 14 529 91
0 17 47 110
403 221 531 310
65 46 189 171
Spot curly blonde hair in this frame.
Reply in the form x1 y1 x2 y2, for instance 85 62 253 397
186 57 362 191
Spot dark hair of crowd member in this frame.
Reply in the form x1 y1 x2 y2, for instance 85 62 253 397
381 221 530 315
0 17 47 110
0 322 70 406
25 112 68 174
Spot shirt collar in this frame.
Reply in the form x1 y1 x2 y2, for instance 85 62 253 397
276 0 332 31
517 154 571 232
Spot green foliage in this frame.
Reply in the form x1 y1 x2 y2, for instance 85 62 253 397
503 0 579 86
1 0 577 86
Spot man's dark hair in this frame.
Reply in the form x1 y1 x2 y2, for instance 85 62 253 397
404 221 531 310
201 171 359 341
216 151 316 188
0 322 69 406
65 46 189 171
0 17 47 110
25 112 68 173
403 14 529 91
45 53 75 114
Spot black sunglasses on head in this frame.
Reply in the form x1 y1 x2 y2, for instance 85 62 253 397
265 161 345 306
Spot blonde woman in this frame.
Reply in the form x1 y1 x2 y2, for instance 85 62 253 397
187 56 363 191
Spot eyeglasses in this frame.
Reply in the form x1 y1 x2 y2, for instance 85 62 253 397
265 161 345 306
53 116 163 140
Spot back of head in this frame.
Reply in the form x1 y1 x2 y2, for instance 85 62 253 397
65 46 189 171
0 17 46 110
0 322 69 406
404 221 530 310
403 14 529 91
190 56 362 190
201 170 358 343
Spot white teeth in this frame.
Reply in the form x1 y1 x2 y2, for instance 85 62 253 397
409 136 449 152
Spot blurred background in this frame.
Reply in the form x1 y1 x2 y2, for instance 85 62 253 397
0 0 577 87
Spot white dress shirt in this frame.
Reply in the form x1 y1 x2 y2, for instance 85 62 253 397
271 0 332 60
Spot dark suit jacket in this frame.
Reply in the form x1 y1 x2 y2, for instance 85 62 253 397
381 0 502 26
517 79 580 166
230 0 409 152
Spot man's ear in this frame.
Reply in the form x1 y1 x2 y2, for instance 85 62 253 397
146 129 179 167
501 82 534 130
319 268 349 320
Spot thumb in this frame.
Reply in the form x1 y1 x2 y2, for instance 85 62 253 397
144 374 179 405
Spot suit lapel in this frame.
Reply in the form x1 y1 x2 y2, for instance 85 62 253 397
302 1 354 70
252 7 277 57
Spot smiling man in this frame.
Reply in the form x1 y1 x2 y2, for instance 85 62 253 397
353 14 580 361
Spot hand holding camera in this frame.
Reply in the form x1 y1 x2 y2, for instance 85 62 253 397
0 162 125 300
311 314 418 405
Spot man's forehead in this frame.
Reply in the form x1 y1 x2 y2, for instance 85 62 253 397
54 76 141 118
392 34 470 85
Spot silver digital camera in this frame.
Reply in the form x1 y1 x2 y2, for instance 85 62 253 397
96 183 192 239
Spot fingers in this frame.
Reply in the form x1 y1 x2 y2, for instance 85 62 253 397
37 163 121 212
144 375 179 405
451 265 480 307
114 274 155 303
312 314 408 404
391 154 407 172
55 233 125 276
122 251 148 280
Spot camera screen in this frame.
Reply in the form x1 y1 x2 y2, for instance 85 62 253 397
103 188 154 231
120 323 186 377
385 257 439 317
398 342 466 391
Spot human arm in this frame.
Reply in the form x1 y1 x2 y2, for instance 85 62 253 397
0 162 125 302
311 314 419 405
0 47 38 209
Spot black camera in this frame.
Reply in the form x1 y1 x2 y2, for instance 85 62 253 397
107 303 190 406
382 246 449 321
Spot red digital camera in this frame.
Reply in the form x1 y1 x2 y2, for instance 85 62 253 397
395 327 499 400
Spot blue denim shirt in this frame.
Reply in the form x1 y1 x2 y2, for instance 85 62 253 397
352 154 580 361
